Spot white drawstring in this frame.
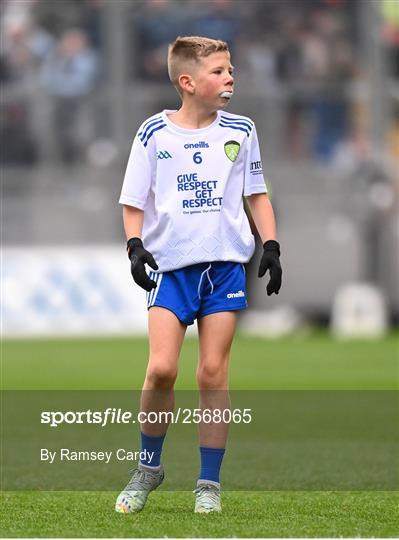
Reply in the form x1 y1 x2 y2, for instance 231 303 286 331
206 265 214 294
197 263 212 299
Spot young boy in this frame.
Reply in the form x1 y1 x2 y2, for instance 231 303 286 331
115 36 282 514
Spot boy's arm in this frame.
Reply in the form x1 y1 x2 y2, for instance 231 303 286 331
123 205 144 240
245 193 276 242
120 120 157 292
122 204 158 292
246 193 282 296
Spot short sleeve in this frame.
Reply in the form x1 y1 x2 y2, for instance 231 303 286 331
119 135 153 210
243 124 267 196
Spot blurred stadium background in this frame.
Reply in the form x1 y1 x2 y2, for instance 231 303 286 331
2 3 398 536
2 0 398 338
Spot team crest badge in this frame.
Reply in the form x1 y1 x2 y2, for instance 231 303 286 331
224 140 240 162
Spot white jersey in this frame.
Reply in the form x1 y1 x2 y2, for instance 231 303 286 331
119 109 267 272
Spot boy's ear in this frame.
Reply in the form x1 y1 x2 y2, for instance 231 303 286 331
178 74 195 95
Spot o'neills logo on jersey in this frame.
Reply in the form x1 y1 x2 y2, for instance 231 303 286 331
227 290 245 299
184 141 209 149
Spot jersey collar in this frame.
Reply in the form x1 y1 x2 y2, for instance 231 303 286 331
161 109 221 135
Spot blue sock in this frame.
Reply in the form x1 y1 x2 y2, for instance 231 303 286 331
199 446 225 484
140 432 165 468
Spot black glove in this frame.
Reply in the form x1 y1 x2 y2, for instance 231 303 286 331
258 240 282 296
126 237 158 292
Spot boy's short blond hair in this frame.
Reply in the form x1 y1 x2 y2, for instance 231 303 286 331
168 36 229 96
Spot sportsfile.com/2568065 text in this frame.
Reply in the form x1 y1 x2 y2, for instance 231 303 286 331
40 408 253 427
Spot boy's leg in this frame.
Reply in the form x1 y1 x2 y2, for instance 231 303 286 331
194 311 236 513
115 307 186 513
141 306 187 437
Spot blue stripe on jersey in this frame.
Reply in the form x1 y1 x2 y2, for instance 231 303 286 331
220 115 254 129
142 122 167 147
138 116 162 137
219 122 251 136
220 119 253 132
139 117 164 141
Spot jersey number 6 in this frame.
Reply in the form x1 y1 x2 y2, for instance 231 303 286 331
193 152 202 164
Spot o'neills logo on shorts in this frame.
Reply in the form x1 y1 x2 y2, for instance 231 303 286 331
226 290 245 299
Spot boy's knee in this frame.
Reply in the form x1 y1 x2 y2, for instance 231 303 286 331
146 364 177 389
197 360 228 388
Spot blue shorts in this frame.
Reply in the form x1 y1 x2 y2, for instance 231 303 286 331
146 262 247 326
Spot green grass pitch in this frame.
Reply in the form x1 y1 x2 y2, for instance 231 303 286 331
1 332 398 537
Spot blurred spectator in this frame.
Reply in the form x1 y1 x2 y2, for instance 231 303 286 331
0 4 52 166
246 32 276 86
134 0 185 81
387 102 399 164
40 29 101 164
274 6 355 163
81 0 105 52
187 0 240 57
276 15 308 160
304 8 354 162
0 102 38 165
30 0 106 51
0 11 54 85
31 0 83 37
